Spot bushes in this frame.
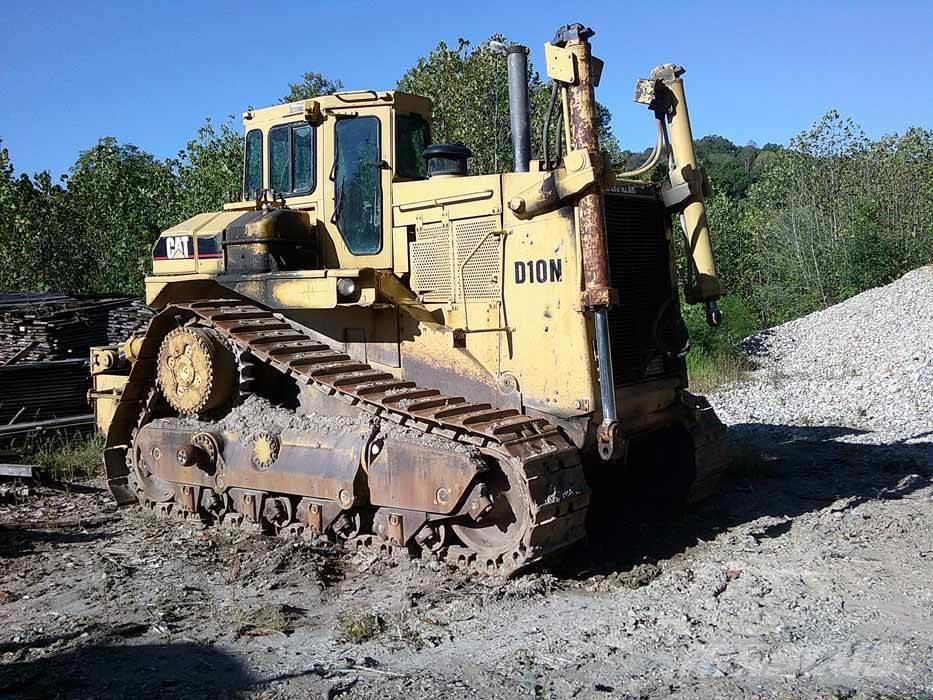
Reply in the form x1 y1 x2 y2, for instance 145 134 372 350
720 114 933 327
683 295 758 392
21 433 104 481
681 113 933 391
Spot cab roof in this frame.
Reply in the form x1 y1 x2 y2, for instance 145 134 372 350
242 90 432 127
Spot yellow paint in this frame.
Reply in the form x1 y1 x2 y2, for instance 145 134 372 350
91 373 127 435
271 278 338 309
544 43 576 83
138 74 707 433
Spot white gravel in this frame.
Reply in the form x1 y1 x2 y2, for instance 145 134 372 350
711 266 933 451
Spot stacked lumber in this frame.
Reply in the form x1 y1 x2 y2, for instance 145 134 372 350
0 359 91 425
0 295 153 437
106 300 155 345
0 294 153 365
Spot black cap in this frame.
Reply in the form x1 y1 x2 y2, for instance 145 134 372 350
423 143 472 178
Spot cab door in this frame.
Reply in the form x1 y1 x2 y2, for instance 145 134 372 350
324 107 394 270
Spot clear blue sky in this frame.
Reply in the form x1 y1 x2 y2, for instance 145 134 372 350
1 0 931 179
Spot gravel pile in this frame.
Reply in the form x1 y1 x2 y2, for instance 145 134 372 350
710 266 932 448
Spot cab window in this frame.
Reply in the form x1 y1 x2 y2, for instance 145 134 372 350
268 123 316 196
244 129 262 198
332 116 382 255
396 114 430 179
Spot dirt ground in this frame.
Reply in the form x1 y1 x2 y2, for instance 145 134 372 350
1 422 931 699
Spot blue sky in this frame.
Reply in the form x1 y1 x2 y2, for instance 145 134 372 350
1 0 931 178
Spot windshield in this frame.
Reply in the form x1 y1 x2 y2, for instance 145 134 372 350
269 122 316 196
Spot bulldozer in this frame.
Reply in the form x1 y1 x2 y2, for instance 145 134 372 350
89 23 727 575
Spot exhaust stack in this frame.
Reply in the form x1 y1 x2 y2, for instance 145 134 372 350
505 45 531 172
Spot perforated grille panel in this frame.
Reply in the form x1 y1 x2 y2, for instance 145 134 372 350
454 217 500 300
411 223 452 302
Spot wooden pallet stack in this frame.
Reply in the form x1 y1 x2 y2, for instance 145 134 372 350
0 295 154 437
0 295 153 365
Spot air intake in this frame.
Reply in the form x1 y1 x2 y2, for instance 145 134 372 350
423 143 472 178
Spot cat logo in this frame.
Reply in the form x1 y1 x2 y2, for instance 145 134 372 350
165 235 192 259
153 234 196 262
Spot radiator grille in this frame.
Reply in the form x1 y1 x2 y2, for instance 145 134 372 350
410 217 501 303
604 190 681 385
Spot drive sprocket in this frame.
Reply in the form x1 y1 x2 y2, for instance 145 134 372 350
156 326 236 415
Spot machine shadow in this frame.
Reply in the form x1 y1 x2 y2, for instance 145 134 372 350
0 638 257 700
0 523 113 559
553 423 933 579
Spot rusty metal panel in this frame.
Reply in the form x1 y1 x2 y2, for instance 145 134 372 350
136 424 370 502
368 438 483 515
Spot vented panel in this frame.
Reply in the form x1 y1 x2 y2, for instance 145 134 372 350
454 217 500 300
411 223 452 302
604 191 682 385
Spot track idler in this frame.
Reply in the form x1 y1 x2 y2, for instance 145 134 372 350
156 327 237 415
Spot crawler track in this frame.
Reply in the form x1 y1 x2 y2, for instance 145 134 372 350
105 299 590 575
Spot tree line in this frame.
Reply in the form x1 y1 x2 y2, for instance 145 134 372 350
2 37 930 350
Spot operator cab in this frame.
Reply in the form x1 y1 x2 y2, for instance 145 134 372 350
229 91 432 271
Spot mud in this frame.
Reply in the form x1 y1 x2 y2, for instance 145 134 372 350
165 394 477 457
2 419 931 699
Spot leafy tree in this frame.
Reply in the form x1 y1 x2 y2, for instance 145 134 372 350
172 117 243 221
695 135 755 198
280 72 344 103
0 142 77 292
65 137 177 294
0 141 17 288
398 36 623 174
731 112 933 323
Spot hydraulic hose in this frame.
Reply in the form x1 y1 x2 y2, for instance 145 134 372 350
618 119 666 179
541 82 559 170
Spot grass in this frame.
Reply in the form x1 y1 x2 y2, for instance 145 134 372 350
683 293 762 393
229 603 304 638
23 433 104 481
687 349 754 394
336 611 386 644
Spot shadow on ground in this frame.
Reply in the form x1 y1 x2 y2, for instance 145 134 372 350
0 523 114 558
0 636 257 700
558 423 933 579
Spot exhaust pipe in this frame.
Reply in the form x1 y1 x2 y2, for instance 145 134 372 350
506 45 531 172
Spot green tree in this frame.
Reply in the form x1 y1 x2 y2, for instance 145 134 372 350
280 72 344 103
66 137 177 294
0 140 18 289
694 135 756 199
398 36 623 174
0 141 77 292
172 117 243 221
731 112 933 324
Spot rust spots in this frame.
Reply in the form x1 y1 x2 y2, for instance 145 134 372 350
565 38 616 309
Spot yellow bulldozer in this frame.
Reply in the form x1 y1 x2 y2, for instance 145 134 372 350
89 23 727 575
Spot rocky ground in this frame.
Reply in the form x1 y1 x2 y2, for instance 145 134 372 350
1 269 931 699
